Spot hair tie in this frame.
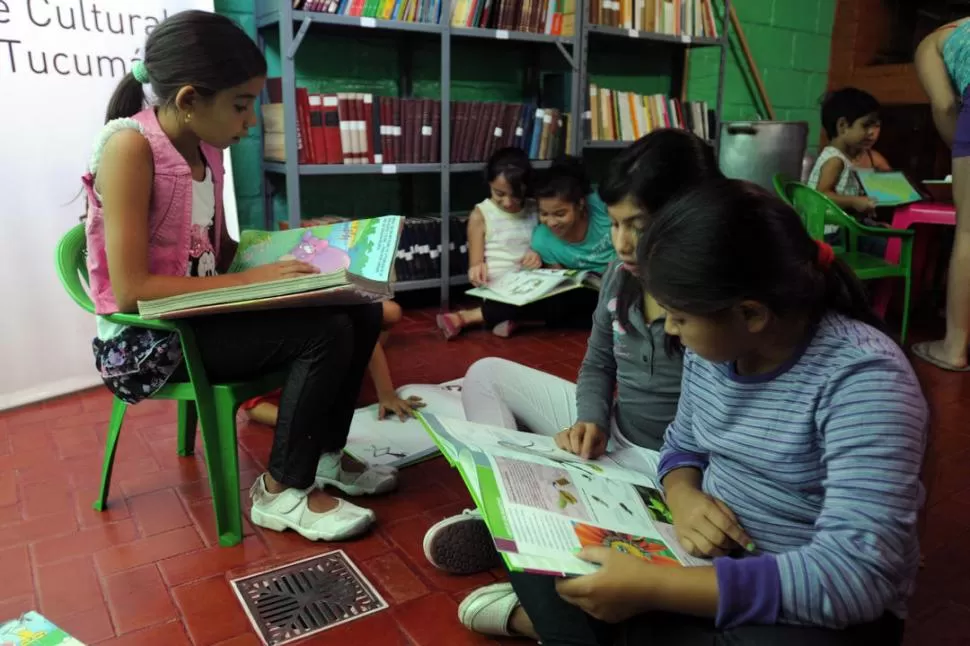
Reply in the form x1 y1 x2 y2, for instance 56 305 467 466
131 60 149 84
815 240 835 271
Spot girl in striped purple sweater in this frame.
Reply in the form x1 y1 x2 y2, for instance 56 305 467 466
457 180 927 645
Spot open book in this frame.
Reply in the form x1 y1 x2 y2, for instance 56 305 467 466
137 216 404 319
344 379 465 469
466 268 601 307
0 611 84 645
855 170 923 207
419 413 709 577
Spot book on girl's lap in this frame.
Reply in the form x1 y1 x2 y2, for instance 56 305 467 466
137 216 404 319
344 379 465 469
465 268 601 307
417 413 711 576
0 611 85 644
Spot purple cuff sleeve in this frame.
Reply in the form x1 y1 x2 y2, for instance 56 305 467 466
657 451 709 483
714 554 782 629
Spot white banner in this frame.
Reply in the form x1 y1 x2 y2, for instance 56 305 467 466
0 0 233 410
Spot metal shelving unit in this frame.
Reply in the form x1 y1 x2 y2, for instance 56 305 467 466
578 1 731 152
254 0 725 305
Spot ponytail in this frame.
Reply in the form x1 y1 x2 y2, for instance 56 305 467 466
819 256 887 333
104 72 146 123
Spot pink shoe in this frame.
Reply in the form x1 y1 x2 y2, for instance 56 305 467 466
436 313 462 340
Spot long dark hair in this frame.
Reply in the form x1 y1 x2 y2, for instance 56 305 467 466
534 155 591 204
484 147 532 200
598 129 723 334
105 10 266 123
639 179 884 332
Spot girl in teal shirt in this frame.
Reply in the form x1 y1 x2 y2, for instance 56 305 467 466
531 157 616 273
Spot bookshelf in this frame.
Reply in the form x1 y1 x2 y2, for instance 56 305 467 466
254 0 727 305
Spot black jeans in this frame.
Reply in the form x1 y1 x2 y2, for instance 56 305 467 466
178 303 382 489
507 571 905 646
481 288 599 329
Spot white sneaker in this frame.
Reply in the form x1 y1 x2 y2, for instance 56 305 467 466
458 582 519 637
249 474 375 541
423 509 502 575
314 451 398 496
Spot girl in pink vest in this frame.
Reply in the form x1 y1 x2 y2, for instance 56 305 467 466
83 11 393 543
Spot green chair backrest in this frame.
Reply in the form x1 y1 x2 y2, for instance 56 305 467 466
785 181 859 245
55 223 96 315
772 173 796 206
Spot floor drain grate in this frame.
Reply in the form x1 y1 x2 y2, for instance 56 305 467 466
230 549 387 645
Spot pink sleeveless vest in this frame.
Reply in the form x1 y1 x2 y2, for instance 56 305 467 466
83 107 226 315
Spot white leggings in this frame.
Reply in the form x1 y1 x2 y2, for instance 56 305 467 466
461 357 577 437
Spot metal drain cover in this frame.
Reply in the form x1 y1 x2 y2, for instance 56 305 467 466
230 549 388 645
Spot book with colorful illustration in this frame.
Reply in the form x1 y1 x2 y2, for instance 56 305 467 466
466 268 601 307
418 413 710 576
855 170 923 207
137 216 404 319
0 611 85 645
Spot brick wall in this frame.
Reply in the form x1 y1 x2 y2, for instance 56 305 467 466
688 0 836 154
216 0 837 228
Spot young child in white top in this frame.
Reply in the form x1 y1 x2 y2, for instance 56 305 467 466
436 147 539 339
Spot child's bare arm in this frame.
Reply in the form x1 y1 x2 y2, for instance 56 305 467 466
870 149 892 171
467 208 488 286
916 30 960 147
816 158 875 212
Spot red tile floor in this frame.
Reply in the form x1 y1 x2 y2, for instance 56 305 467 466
0 306 968 645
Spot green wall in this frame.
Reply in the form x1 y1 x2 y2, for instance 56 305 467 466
688 0 835 151
216 0 835 229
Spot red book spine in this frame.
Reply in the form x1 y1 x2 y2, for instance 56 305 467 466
363 93 376 164
337 93 353 164
431 100 441 163
296 87 314 164
321 94 342 164
308 94 328 165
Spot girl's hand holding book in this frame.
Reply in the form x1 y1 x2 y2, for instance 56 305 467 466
468 263 489 287
377 393 425 422
240 260 320 284
554 546 661 623
519 250 542 270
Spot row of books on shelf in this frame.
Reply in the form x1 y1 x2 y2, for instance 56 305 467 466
293 0 443 24
264 82 570 165
589 0 719 38
396 213 470 281
451 0 576 36
587 84 712 142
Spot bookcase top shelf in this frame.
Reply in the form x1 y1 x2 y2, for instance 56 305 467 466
264 160 554 176
585 23 722 47
256 10 444 34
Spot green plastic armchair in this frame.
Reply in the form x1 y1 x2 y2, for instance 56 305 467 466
774 178 915 342
55 223 285 547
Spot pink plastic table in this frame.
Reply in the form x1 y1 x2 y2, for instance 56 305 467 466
874 202 956 319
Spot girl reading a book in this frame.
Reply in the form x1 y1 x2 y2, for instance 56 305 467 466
436 155 608 339
83 11 396 543
243 300 425 424
422 130 723 575
453 180 926 646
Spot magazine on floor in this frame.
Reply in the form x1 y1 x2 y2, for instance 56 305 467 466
137 215 404 319
466 268 601 307
418 413 709 576
344 379 465 468
0 611 84 645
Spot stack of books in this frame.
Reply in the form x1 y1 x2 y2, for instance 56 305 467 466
263 80 571 165
450 0 576 36
293 0 443 24
588 0 719 38
587 84 712 143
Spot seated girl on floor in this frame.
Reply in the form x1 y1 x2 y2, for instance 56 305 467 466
437 155 610 339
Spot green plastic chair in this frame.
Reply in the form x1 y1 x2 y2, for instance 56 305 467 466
776 179 915 342
55 224 285 547
772 173 796 206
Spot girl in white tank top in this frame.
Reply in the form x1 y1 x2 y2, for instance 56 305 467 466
436 148 539 339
